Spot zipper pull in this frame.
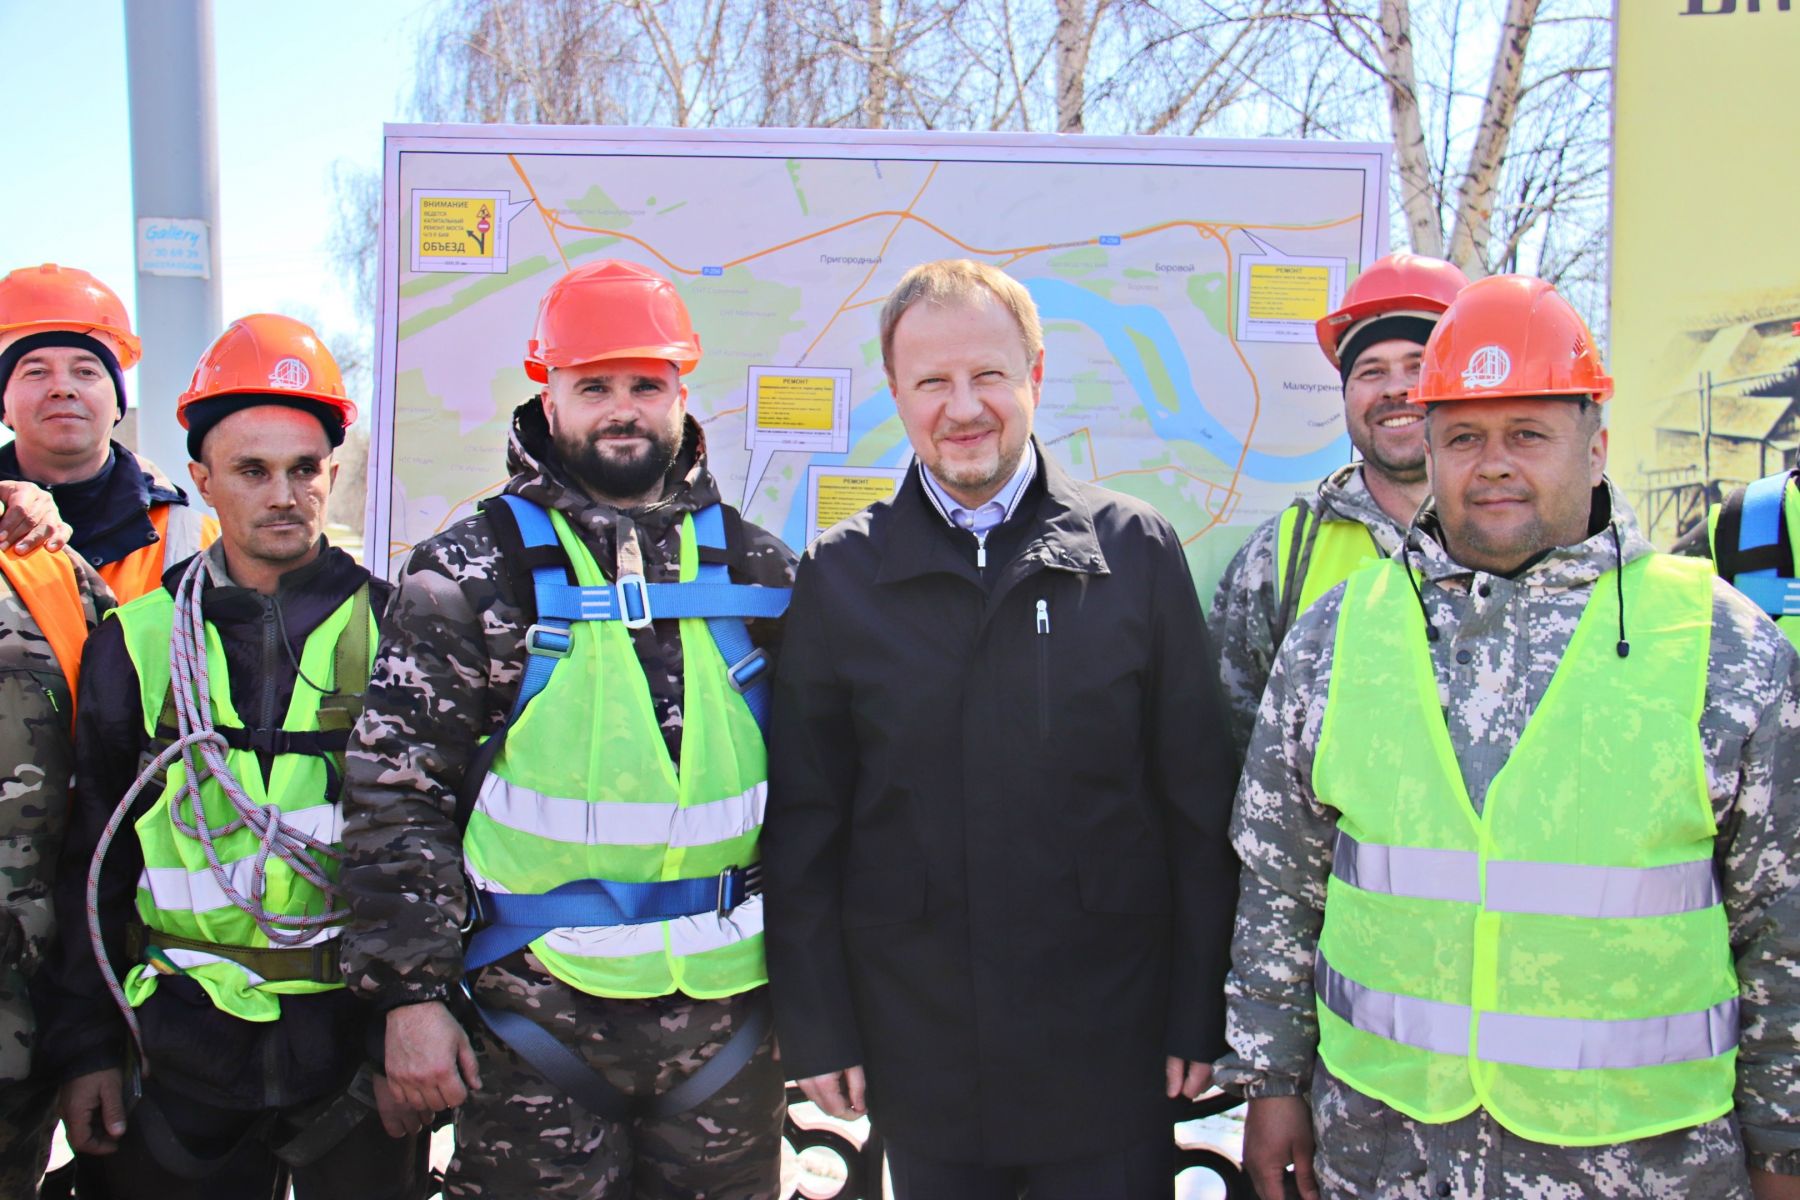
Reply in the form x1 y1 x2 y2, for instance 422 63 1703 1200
975 531 988 570
1035 598 1050 634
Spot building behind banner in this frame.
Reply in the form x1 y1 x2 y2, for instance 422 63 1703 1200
1611 1 1800 547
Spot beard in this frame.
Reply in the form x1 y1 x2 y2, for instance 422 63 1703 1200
1350 402 1428 485
557 416 683 503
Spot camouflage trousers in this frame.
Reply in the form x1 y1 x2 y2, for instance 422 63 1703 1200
1309 1061 1754 1199
448 954 784 1199
0 1075 54 1198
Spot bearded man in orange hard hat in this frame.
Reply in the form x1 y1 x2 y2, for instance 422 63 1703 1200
338 260 797 1197
38 315 427 1198
1209 252 1470 760
1218 275 1800 1200
0 264 219 602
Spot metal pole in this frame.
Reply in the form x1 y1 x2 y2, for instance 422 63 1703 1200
123 0 221 486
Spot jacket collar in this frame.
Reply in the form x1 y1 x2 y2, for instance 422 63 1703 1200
875 439 1109 585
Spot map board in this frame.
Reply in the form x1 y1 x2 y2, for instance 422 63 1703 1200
371 125 1390 595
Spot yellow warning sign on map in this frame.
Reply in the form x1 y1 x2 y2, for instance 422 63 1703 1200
417 196 498 259
755 375 837 432
815 475 899 529
1247 263 1330 322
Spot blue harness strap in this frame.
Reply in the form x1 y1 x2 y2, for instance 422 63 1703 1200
1731 474 1800 618
464 494 782 1119
493 494 787 726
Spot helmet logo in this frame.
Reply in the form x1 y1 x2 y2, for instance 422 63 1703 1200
1461 345 1512 390
269 357 311 390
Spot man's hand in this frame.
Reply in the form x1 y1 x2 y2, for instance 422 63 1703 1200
1243 1094 1319 1200
1166 1056 1213 1100
59 1067 128 1155
1751 1169 1800 1200
797 1065 866 1120
385 1000 481 1114
0 481 71 555
371 1071 435 1139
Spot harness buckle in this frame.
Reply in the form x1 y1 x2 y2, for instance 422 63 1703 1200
716 864 762 915
460 876 487 934
524 623 573 659
725 649 769 694
617 575 652 629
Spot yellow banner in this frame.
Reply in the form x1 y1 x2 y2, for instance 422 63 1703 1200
1611 2 1800 546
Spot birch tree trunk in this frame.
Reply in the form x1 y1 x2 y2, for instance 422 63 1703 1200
1378 0 1442 258
1053 0 1098 134
1445 0 1540 277
864 0 890 128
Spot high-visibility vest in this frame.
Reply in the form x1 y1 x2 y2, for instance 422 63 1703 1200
1272 500 1383 647
464 507 769 1000
114 585 373 1022
1313 553 1736 1146
0 546 86 715
1705 470 1800 649
98 503 219 604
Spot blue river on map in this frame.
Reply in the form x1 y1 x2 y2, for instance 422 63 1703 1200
773 275 1350 552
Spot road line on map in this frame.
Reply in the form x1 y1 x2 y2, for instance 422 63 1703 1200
508 155 571 272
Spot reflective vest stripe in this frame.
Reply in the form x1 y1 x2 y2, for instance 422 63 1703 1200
160 947 271 984
1332 830 1722 916
1486 859 1720 918
1317 952 1738 1071
1330 831 1479 903
1317 950 1469 1057
474 776 765 849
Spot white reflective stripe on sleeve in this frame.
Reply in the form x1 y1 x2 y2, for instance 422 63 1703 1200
474 775 766 849
1331 829 1480 903
1483 859 1722 919
1317 952 1739 1069
536 894 765 960
1333 830 1723 918
162 504 209 565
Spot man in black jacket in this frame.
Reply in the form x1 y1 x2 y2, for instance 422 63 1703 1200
763 258 1240 1198
37 316 423 1198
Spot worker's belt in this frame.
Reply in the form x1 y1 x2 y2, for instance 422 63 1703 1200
152 724 352 758
464 865 761 968
460 867 766 1122
127 922 344 984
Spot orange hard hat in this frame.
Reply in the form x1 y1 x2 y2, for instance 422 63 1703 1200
525 259 701 383
1411 275 1613 405
177 313 358 428
0 264 141 368
1315 253 1470 369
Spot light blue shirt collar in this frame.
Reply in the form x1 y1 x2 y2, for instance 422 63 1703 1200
919 441 1038 537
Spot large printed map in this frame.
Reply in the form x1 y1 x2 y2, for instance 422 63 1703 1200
371 126 1390 593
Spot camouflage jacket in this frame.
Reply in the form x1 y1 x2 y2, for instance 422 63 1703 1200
1208 465 1410 760
1216 481 1800 1178
339 400 796 1010
0 549 110 1086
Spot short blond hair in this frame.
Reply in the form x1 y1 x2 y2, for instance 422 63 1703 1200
879 259 1043 376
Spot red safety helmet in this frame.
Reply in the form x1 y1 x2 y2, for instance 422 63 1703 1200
177 314 358 427
1316 253 1470 370
524 260 701 383
1411 275 1613 405
0 264 142 367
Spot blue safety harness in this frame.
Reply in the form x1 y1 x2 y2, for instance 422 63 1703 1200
1717 471 1800 619
459 493 789 1120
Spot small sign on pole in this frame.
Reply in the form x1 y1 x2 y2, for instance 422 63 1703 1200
135 217 211 279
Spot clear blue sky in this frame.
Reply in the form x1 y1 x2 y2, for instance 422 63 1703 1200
0 0 428 353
